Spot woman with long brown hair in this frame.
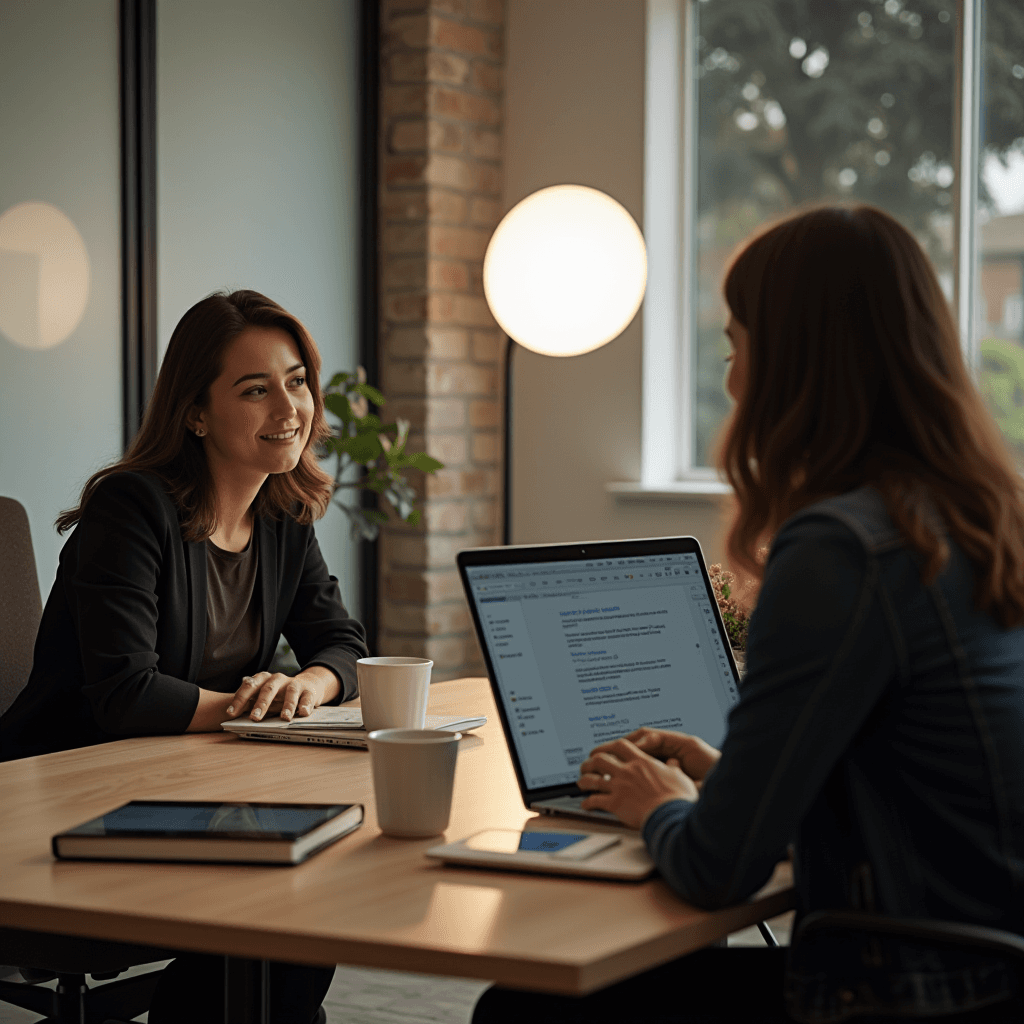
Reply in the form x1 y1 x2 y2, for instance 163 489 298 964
0 289 367 1021
472 207 1024 1022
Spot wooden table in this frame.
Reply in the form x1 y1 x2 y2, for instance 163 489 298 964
0 677 793 1000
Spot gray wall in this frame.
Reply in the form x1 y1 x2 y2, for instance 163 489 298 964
156 0 363 612
504 0 726 558
0 0 122 594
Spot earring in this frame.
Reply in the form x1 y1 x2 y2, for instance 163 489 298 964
195 428 206 437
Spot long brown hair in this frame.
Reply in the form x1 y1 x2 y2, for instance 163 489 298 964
720 205 1024 628
57 289 333 541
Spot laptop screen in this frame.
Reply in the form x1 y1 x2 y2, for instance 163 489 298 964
463 548 740 792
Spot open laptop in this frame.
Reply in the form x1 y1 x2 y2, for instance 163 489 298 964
458 536 740 824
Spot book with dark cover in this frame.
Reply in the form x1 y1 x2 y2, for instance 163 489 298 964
52 800 363 865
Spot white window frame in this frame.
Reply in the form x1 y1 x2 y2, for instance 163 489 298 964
618 0 984 500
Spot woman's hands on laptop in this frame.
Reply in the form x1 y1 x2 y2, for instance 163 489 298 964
222 667 340 723
577 729 721 829
629 728 721 781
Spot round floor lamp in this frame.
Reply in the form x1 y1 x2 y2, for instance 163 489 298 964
482 184 648 544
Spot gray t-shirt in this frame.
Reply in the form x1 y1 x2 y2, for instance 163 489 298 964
196 531 262 692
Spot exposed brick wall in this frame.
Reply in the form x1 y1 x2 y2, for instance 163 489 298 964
378 0 505 680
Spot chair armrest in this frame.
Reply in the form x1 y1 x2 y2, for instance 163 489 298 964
795 910 1024 961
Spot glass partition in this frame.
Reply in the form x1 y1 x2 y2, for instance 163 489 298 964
156 0 362 610
0 0 122 593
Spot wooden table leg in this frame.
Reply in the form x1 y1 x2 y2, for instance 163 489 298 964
224 956 269 1023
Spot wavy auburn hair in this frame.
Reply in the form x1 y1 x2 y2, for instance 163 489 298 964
720 205 1024 628
57 289 333 542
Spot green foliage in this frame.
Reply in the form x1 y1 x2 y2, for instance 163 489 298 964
320 369 444 541
691 0 1024 465
708 562 753 652
718 586 751 652
980 336 1024 459
696 0 1024 221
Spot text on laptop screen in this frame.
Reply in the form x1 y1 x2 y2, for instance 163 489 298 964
465 552 740 790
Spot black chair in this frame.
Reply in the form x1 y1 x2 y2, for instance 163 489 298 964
0 495 42 719
0 496 175 1024
0 929 178 1024
787 909 1024 1022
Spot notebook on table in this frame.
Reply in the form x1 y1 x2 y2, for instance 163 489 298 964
222 706 486 749
52 800 363 865
457 536 740 825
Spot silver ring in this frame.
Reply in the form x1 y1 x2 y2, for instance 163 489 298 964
602 773 612 782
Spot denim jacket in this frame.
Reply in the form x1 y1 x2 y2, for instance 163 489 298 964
643 487 1024 1020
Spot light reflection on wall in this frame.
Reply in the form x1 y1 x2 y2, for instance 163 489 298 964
0 201 90 350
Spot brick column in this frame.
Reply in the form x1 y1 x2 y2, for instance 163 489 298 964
378 0 504 680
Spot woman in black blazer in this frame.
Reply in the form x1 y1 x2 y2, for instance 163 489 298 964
0 289 368 1022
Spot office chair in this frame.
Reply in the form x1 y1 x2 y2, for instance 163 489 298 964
787 909 1024 1022
0 496 42 718
0 496 175 1024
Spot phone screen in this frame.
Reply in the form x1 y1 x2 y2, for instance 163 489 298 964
464 829 589 854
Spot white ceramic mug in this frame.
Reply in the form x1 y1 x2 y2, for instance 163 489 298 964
356 657 432 733
367 728 462 837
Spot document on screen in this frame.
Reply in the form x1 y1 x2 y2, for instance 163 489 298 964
471 555 739 791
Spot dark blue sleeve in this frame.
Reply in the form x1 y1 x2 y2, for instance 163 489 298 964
642 514 898 908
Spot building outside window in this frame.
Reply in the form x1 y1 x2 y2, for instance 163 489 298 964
643 0 1024 484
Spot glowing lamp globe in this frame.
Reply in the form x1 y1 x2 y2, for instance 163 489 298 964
482 185 647 357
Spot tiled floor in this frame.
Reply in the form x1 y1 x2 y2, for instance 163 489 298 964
0 912 793 1023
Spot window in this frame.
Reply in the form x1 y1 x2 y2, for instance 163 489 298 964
642 0 1024 485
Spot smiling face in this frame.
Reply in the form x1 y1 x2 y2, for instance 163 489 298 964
190 326 314 488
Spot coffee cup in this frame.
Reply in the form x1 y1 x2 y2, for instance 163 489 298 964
356 656 432 733
367 728 461 837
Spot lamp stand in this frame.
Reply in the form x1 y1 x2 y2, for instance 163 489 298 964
502 336 517 546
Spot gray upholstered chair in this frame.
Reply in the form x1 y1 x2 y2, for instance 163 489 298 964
0 496 174 1023
0 495 42 718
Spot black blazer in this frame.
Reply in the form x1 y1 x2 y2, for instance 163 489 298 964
0 471 368 761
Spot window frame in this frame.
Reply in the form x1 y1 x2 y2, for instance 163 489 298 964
637 0 984 491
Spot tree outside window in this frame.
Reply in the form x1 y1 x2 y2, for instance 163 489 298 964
689 0 1024 467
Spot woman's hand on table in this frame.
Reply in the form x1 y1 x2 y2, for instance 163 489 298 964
224 666 341 723
577 731 719 830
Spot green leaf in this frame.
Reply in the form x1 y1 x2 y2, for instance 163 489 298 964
405 509 422 526
405 452 444 473
362 509 389 525
336 433 383 463
353 383 386 406
327 372 352 388
354 414 383 434
324 393 352 421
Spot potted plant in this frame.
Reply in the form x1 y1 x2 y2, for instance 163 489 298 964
273 369 444 672
320 368 444 540
708 556 764 676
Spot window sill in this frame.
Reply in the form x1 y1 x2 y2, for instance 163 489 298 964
606 479 731 504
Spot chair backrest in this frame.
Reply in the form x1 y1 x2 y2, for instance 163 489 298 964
788 909 1024 1022
0 498 42 718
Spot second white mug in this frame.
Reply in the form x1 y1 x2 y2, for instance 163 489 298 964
368 728 461 837
357 656 433 733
